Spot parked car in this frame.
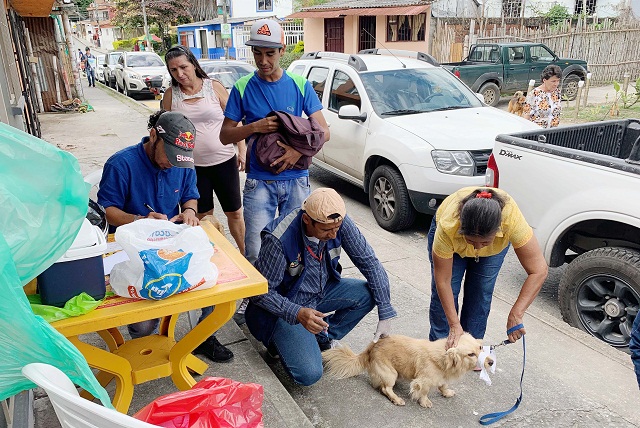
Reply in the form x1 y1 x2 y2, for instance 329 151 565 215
95 54 106 84
288 49 540 231
442 43 588 106
102 51 123 89
114 52 169 98
487 119 640 348
199 59 255 91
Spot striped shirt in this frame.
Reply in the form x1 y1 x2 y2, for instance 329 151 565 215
252 215 396 324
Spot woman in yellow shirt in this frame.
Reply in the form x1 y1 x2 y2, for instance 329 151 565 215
427 187 548 349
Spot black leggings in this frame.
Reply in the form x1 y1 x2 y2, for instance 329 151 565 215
195 155 242 213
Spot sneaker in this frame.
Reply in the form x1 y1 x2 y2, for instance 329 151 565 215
317 339 340 352
265 342 280 362
233 298 249 325
193 336 234 363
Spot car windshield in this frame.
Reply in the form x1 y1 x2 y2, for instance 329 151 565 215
201 63 255 88
359 68 483 117
110 53 121 62
127 54 164 68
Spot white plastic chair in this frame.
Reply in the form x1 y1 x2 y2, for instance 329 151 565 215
21 363 160 428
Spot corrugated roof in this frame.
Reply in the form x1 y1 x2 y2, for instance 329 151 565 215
299 0 431 11
289 4 430 18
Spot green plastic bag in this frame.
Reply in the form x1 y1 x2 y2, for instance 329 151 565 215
0 122 112 407
28 292 102 323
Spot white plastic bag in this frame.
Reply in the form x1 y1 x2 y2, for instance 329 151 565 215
110 220 217 300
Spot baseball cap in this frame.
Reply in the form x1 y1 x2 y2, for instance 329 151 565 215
245 19 284 49
302 188 346 224
153 111 196 168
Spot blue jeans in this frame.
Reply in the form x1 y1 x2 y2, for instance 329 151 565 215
427 217 509 341
630 312 640 389
269 277 375 386
128 319 159 338
243 176 310 264
87 69 95 86
128 307 216 340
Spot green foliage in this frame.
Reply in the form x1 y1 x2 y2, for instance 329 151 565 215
113 38 136 51
544 4 571 26
280 51 304 70
75 0 93 14
292 41 305 54
612 77 640 108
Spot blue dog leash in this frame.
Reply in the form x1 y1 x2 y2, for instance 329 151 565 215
479 323 526 426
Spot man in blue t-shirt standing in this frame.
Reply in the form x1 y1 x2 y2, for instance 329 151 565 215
220 18 330 269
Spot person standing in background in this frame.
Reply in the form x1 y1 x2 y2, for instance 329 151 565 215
84 47 97 87
523 65 563 128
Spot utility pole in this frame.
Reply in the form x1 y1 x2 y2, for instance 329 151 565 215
222 0 229 61
93 1 100 47
141 0 153 52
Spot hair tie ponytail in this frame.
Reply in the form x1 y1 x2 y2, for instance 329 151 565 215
476 191 492 199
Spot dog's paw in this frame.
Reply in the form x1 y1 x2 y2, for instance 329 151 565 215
440 388 455 398
418 397 433 408
392 397 406 406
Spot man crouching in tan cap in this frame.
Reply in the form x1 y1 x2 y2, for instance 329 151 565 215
245 188 397 386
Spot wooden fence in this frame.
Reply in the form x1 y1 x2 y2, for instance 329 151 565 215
430 17 640 83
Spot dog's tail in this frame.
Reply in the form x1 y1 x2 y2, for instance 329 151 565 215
322 345 368 379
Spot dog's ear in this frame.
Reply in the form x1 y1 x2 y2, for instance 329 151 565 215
444 347 462 370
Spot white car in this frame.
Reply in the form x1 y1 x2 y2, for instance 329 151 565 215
96 54 106 83
114 52 169 98
289 50 540 231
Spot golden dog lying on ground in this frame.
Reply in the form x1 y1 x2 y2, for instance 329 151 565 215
322 333 492 408
508 91 526 116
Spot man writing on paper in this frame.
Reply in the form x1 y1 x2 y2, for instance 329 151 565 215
97 110 234 362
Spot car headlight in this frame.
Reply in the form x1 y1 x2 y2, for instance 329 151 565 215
127 72 139 80
431 150 475 176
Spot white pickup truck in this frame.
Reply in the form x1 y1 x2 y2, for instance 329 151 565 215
486 119 640 348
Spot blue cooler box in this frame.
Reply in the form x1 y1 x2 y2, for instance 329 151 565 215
38 218 108 307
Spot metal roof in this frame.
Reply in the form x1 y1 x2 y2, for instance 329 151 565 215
299 0 431 10
178 16 275 28
289 4 430 18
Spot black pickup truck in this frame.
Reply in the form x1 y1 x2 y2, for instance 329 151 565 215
442 42 588 106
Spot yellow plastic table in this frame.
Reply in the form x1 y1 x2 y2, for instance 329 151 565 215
50 220 267 413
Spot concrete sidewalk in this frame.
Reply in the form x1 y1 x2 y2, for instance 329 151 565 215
35 79 313 427
35 79 639 427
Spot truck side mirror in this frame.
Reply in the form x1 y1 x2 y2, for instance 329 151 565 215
338 104 367 122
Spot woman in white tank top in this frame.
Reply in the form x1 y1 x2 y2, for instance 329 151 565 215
162 46 245 364
162 46 246 256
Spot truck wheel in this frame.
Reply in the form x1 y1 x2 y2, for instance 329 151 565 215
479 82 501 107
368 165 416 232
562 74 581 101
559 247 640 349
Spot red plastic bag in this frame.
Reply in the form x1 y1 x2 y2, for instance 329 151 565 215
133 377 264 428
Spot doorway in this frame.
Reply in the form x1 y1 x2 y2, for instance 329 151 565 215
198 29 209 59
324 18 344 52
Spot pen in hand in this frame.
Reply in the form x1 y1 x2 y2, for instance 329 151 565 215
144 203 156 213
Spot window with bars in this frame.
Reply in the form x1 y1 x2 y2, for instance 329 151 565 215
257 0 273 11
502 0 523 18
386 14 427 42
575 0 597 15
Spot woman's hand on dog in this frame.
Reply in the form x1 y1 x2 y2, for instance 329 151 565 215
446 323 465 349
297 307 329 334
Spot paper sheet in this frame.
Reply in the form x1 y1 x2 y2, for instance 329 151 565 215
102 250 129 275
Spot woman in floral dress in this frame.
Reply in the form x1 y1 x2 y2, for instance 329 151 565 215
523 65 563 128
